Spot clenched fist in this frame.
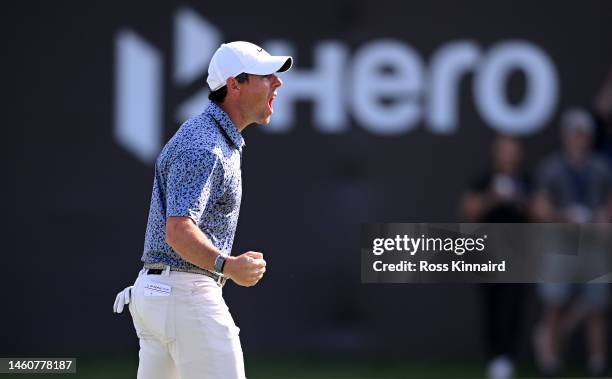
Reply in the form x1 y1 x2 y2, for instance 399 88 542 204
223 251 266 287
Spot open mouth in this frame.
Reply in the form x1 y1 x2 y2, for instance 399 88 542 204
267 95 276 113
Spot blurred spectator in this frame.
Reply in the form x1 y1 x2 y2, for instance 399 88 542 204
460 135 531 379
532 108 612 377
462 135 531 223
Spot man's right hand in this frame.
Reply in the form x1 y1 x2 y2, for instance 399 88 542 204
223 251 266 287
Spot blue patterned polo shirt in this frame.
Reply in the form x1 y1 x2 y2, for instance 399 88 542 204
141 101 244 270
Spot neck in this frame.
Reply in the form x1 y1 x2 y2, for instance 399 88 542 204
217 101 251 133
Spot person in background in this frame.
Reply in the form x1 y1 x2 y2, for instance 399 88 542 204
532 108 612 377
461 135 531 379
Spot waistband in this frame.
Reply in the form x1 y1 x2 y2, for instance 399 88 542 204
143 262 227 287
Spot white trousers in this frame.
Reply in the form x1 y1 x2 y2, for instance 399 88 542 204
129 268 245 379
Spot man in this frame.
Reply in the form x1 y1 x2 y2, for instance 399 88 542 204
532 108 612 377
113 41 293 379
460 135 531 379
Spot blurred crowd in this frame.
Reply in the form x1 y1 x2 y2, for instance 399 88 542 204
460 66 612 378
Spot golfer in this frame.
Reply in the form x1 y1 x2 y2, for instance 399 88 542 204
113 41 293 379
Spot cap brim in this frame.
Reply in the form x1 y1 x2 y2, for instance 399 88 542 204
244 56 293 76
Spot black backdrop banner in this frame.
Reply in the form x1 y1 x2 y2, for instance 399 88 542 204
5 0 612 356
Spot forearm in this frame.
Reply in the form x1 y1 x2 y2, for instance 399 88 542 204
165 216 221 272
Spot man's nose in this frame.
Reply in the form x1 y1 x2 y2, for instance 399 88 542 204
273 74 282 88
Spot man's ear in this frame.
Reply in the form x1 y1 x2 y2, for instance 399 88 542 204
226 77 240 93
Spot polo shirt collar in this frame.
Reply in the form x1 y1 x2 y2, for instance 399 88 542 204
205 101 246 151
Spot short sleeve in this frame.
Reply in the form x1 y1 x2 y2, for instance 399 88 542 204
165 149 225 222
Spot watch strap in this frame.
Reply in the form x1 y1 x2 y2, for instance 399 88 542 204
214 254 226 274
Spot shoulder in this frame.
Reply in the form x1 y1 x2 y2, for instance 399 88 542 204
158 114 225 165
177 113 224 150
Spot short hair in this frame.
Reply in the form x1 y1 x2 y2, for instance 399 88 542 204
560 107 595 135
208 73 250 103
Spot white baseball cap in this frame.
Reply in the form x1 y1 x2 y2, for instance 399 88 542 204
206 41 293 91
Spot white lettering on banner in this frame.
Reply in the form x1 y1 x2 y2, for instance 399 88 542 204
351 40 424 135
427 41 481 134
264 40 558 137
265 40 349 133
173 8 220 86
475 40 558 135
114 30 163 164
113 8 560 163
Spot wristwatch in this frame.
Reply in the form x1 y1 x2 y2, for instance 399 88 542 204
214 254 227 274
